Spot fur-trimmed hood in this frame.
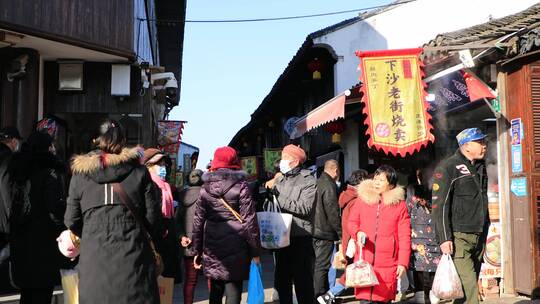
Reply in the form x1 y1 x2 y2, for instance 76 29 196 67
357 179 405 206
202 169 246 197
71 148 141 183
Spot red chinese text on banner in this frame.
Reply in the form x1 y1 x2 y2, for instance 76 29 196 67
157 121 185 154
356 48 434 156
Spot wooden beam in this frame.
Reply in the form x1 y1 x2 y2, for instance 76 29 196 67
423 42 509 52
498 71 515 295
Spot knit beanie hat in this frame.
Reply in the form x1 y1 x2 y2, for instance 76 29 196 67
210 146 241 170
282 144 307 164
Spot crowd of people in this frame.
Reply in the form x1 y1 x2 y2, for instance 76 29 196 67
0 120 490 304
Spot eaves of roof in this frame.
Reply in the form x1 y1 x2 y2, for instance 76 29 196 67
425 3 540 48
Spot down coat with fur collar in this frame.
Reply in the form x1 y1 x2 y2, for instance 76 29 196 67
347 179 411 302
65 148 163 304
192 169 261 281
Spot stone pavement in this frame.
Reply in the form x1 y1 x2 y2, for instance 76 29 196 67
0 250 529 303
175 250 531 304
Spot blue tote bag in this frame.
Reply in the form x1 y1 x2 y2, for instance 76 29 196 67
247 261 264 304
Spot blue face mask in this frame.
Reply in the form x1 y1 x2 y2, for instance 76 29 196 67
157 166 167 181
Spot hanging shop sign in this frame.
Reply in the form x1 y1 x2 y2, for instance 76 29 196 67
157 120 185 154
427 71 471 111
356 48 434 156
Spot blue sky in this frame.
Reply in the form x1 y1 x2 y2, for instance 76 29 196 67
170 0 390 169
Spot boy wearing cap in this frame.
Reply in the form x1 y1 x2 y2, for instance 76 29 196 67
432 128 489 304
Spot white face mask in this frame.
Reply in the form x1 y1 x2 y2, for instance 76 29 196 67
279 160 292 174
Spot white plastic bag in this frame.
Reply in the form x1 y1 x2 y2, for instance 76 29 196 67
257 196 293 249
432 253 464 300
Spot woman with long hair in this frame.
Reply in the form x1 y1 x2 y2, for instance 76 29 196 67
64 120 162 304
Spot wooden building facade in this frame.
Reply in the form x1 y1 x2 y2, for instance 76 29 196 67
0 0 186 159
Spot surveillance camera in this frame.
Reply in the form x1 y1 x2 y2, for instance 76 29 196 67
166 87 177 99
151 72 178 97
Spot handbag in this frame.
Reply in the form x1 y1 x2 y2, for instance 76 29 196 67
345 242 379 288
112 183 164 277
257 195 293 249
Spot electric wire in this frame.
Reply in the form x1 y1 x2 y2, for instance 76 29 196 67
139 1 415 24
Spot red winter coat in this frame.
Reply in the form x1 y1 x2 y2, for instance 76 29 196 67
348 180 411 302
339 185 358 256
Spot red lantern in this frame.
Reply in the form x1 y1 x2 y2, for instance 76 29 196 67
324 120 345 143
307 57 325 80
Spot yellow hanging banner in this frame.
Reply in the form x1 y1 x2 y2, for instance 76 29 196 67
356 48 434 156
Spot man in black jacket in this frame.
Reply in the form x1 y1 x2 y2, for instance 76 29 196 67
432 128 488 304
313 159 341 299
0 127 22 246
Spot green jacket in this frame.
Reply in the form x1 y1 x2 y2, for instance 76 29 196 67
431 150 488 243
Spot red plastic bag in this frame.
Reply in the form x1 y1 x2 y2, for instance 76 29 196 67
432 253 464 300
344 243 379 288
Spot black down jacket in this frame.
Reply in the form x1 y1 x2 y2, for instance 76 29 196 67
175 185 201 257
9 151 67 288
65 148 163 304
192 169 261 281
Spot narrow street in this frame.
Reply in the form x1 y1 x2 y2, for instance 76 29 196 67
174 251 528 304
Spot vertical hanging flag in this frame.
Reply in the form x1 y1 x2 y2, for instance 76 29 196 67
356 48 434 156
157 120 185 154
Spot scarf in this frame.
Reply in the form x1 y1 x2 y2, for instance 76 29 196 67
150 172 174 219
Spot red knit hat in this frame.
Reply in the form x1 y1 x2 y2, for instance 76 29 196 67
210 146 241 170
282 144 307 164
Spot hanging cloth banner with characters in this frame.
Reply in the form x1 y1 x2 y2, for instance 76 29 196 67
356 48 434 156
157 120 185 154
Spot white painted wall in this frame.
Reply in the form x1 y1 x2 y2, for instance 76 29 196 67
341 119 361 179
313 0 538 176
315 0 539 94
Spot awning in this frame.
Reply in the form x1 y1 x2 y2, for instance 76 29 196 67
289 90 350 139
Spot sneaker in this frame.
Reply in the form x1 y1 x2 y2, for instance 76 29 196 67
317 292 335 304
394 292 406 302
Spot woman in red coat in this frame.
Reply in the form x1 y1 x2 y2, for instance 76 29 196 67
348 165 411 303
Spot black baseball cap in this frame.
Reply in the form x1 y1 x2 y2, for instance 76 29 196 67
0 126 22 140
